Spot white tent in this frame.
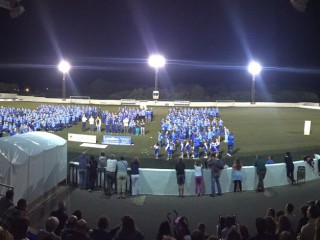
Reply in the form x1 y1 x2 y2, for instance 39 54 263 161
0 132 67 203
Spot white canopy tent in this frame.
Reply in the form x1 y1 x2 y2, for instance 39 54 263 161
0 132 67 203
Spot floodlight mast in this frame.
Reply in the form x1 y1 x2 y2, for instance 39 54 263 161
148 55 165 92
58 60 71 101
248 61 261 105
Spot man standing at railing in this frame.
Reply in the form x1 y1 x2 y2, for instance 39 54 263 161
254 155 267 192
79 152 88 190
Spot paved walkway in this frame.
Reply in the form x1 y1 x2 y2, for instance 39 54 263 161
29 179 320 239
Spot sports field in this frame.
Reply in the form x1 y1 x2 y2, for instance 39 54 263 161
1 101 320 169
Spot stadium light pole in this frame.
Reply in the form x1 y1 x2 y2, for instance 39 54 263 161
58 60 71 101
148 55 166 92
248 61 261 105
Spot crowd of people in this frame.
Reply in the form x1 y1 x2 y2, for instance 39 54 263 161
78 152 141 199
0 105 154 137
155 107 235 161
1 187 320 240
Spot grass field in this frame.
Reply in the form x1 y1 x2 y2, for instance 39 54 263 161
1 101 320 169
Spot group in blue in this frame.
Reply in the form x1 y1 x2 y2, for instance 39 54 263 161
156 107 235 160
0 105 154 137
102 107 153 135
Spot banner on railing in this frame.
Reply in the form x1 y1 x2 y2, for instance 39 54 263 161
102 135 132 145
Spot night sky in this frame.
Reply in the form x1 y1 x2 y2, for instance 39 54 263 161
0 0 320 94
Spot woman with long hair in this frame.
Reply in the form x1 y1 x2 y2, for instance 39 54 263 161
232 159 243 192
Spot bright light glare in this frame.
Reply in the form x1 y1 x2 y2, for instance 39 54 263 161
148 55 166 69
58 60 71 73
248 61 262 76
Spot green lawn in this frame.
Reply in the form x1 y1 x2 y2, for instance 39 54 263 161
1 102 320 168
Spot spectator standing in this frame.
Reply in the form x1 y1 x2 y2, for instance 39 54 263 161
98 152 106 169
87 155 98 192
284 152 296 185
194 158 203 196
232 159 243 192
207 153 224 197
254 155 267 192
131 157 140 197
175 158 186 198
81 115 87 132
0 190 14 219
50 201 68 236
116 156 128 199
105 154 117 196
78 152 88 190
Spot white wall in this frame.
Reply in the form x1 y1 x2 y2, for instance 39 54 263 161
138 160 319 195
69 159 319 195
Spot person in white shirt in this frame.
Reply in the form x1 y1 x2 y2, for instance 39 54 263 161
89 116 95 132
81 115 87 132
105 154 118 195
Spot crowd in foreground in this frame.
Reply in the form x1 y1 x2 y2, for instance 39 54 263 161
1 189 320 240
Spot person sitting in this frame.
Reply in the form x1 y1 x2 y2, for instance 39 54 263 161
37 216 61 240
50 201 68 236
90 215 119 240
221 216 237 240
113 215 145 240
0 198 28 233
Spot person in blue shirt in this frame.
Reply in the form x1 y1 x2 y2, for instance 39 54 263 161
227 132 235 157
266 155 275 164
193 134 201 158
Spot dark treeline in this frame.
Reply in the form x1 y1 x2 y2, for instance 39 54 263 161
1 80 319 103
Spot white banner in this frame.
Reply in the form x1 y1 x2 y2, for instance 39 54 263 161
68 133 96 143
304 120 311 135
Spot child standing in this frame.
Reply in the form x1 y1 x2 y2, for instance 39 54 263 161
154 143 160 159
194 158 203 196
